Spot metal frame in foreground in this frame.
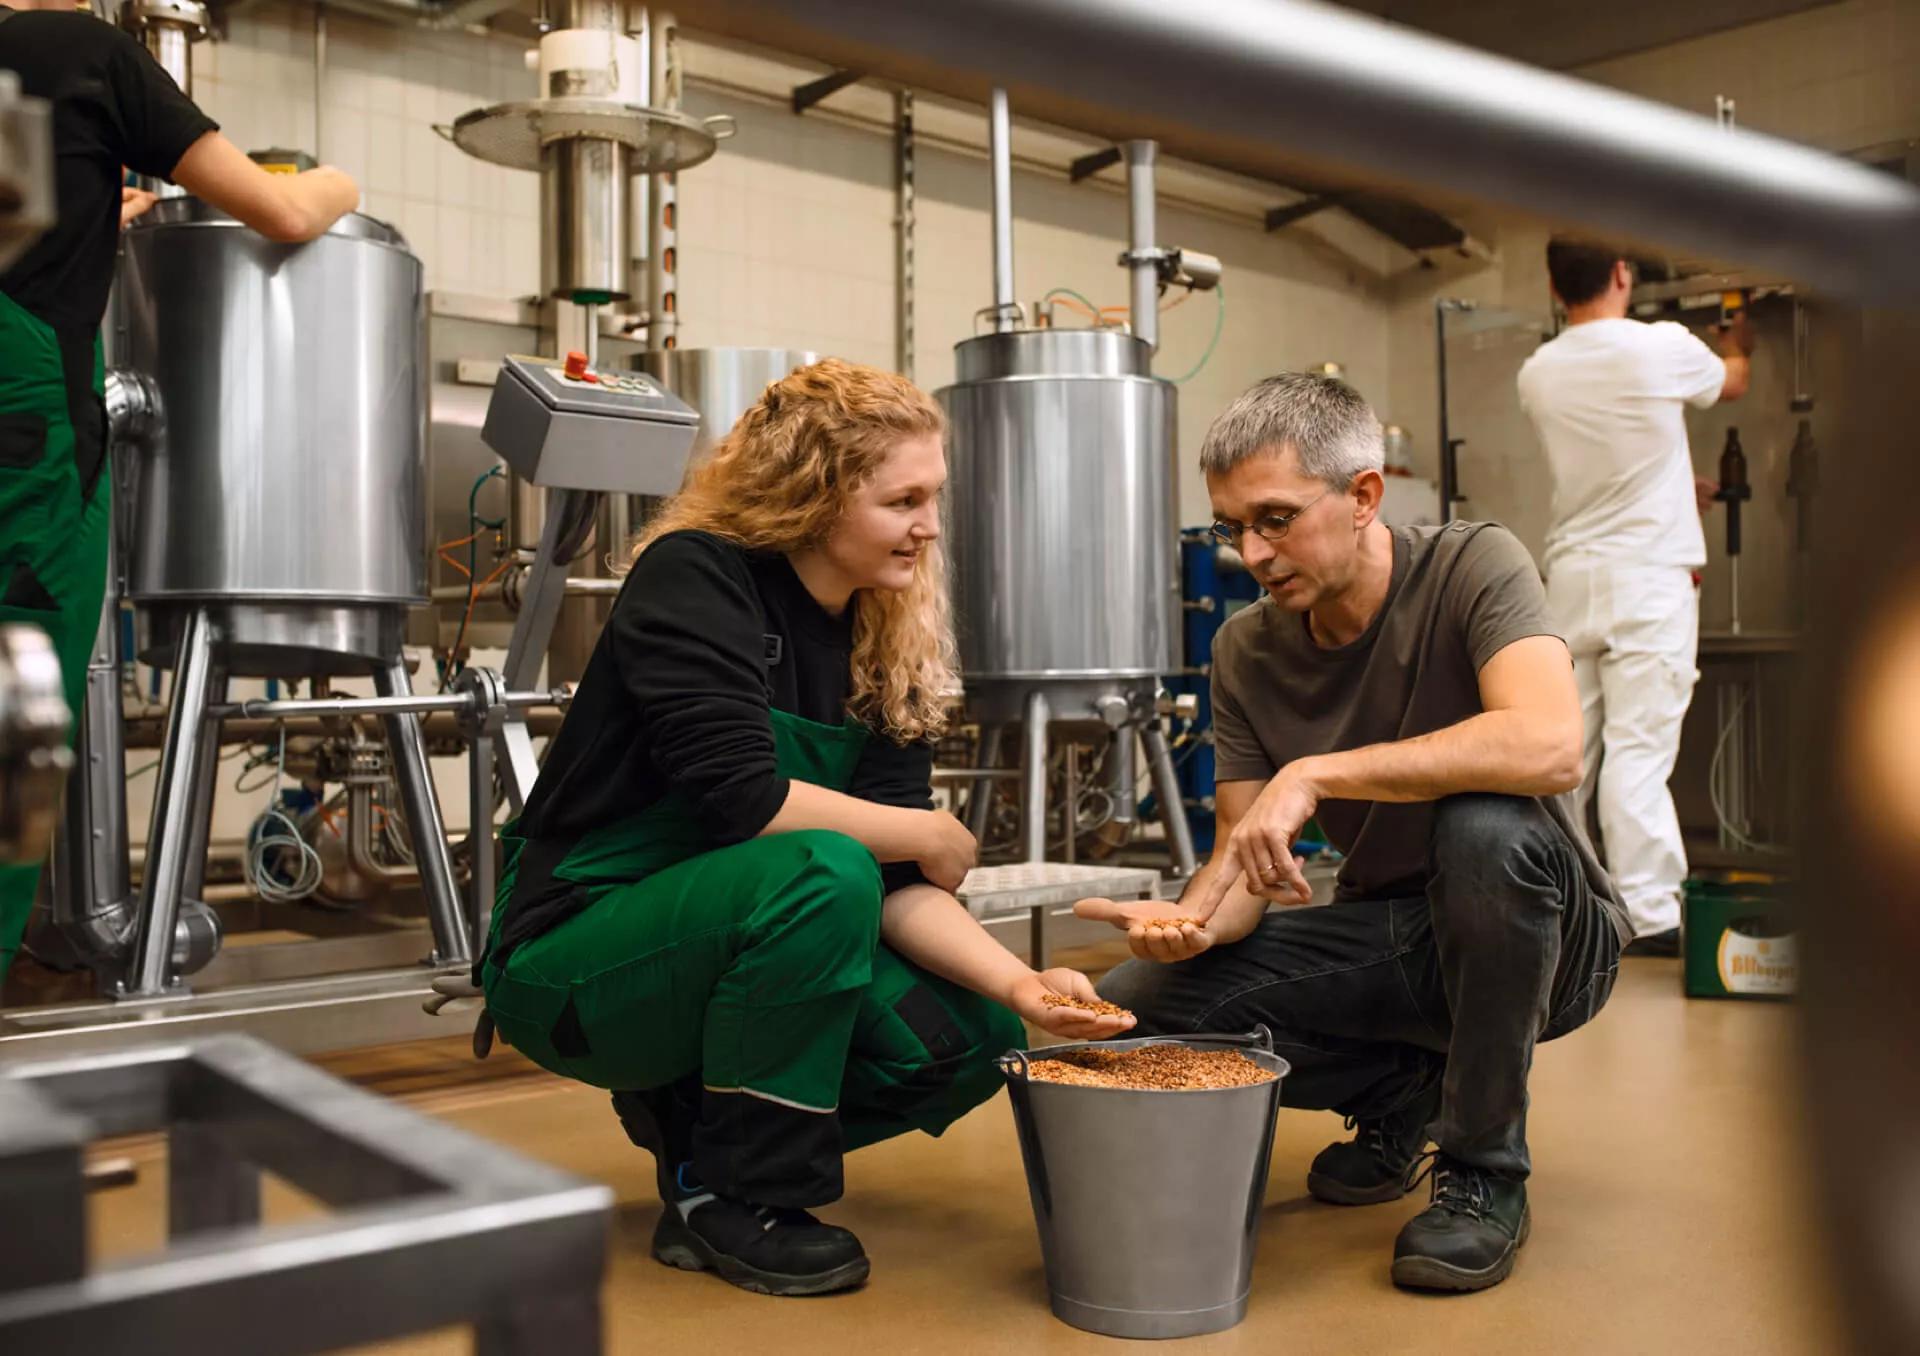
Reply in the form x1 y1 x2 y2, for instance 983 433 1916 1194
0 1034 612 1356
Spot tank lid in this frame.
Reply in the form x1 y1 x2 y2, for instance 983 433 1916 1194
952 327 1154 382
137 195 411 249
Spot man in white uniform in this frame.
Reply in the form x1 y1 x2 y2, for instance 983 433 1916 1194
1517 240 1752 955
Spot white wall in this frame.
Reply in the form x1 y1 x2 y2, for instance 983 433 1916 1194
192 4 1403 528
193 8 544 296
153 0 1905 850
153 2 1406 853
188 0 1920 491
1576 0 1920 154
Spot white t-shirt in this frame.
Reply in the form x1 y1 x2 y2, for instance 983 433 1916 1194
1517 317 1725 572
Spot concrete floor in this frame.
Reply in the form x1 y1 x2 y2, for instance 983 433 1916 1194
83 949 1839 1355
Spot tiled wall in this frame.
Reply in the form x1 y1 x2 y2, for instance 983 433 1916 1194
192 6 543 296
672 87 900 371
125 0 1904 851
185 0 1919 453
1577 0 1920 153
188 4 1400 526
150 2 1406 847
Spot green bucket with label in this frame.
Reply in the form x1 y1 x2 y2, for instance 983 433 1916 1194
1683 876 1795 1001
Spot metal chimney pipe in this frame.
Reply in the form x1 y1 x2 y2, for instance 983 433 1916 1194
989 86 1016 332
1123 139 1158 354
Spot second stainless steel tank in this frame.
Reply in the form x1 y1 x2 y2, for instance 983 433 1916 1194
939 328 1177 716
636 347 819 458
118 197 427 674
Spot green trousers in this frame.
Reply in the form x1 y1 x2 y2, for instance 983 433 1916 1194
0 295 110 985
483 710 1024 1206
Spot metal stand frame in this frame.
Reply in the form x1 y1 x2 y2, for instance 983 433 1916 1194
498 486 596 812
123 607 223 998
91 605 567 1003
0 1035 611 1356
982 700 1199 879
120 609 474 998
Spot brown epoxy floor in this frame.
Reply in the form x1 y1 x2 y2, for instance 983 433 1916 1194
83 951 1838 1354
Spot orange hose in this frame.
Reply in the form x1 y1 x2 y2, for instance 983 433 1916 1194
453 556 516 664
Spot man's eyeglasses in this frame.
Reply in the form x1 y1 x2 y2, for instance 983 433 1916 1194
1210 490 1330 548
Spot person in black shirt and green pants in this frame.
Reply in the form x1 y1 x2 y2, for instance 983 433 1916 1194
0 0 359 985
481 358 1133 1296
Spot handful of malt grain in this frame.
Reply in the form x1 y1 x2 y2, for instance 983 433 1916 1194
1143 918 1201 930
1028 1044 1275 1091
1038 993 1135 1020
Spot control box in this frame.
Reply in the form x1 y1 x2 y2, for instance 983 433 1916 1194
481 351 700 494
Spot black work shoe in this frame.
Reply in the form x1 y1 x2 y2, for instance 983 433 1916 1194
611 1082 697 1203
652 1193 871 1297
1307 1083 1442 1206
1391 1151 1531 1292
1623 926 1681 958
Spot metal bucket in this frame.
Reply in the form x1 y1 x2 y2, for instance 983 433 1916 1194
999 1028 1288 1339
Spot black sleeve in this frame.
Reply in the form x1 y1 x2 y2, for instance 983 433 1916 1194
609 533 789 844
103 29 218 180
847 733 937 895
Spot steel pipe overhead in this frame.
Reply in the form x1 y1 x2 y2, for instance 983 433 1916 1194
1123 140 1158 353
988 86 1016 331
677 0 1920 300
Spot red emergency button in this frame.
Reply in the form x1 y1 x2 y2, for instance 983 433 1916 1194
562 350 590 381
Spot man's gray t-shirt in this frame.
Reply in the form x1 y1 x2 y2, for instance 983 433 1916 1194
1211 520 1630 945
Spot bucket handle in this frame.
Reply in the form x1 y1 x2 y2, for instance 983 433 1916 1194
1187 1024 1274 1054
997 1048 1032 1082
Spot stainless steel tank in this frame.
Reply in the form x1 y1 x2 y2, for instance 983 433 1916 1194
939 328 1178 721
636 347 819 459
118 198 427 675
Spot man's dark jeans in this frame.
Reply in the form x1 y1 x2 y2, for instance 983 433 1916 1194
1098 794 1622 1178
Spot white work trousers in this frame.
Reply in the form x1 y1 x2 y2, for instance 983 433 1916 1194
1546 562 1699 938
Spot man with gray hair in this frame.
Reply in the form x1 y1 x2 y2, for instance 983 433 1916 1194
1078 372 1627 1293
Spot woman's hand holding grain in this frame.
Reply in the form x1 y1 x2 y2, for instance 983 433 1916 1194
1010 967 1138 1040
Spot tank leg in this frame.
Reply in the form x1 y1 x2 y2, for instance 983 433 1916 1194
1108 721 1138 826
466 712 497 960
376 660 470 967
121 608 216 998
967 723 1003 842
179 671 227 915
1141 720 1198 880
49 534 137 969
1022 690 1050 864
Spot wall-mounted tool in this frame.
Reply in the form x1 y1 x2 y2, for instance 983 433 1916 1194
1786 298 1817 556
1715 427 1752 635
1786 418 1818 554
1434 298 1478 523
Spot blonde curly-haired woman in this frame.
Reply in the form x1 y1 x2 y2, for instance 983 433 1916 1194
479 358 1130 1297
